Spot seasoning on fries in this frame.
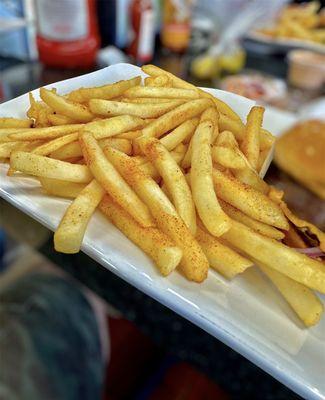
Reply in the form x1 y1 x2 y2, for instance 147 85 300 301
1 64 324 327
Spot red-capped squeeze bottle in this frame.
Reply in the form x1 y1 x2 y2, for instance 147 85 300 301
35 0 100 68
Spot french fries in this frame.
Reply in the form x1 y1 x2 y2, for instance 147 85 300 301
140 99 213 138
89 99 184 118
258 263 323 327
0 118 32 129
2 64 325 327
241 106 264 170
213 168 288 230
10 151 92 182
191 120 230 237
124 86 200 100
79 130 154 228
223 220 325 294
40 88 94 122
104 147 209 282
54 180 105 253
39 177 86 198
139 136 196 234
68 76 141 102
100 195 182 276
196 226 253 279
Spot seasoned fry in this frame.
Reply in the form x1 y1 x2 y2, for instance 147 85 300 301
39 177 86 198
116 130 142 140
219 113 274 151
124 86 199 99
54 180 105 253
32 132 79 156
220 200 284 240
89 99 184 118
144 74 172 87
100 195 182 276
159 118 198 151
259 263 323 327
241 106 264 170
8 124 84 141
84 115 146 140
212 168 288 229
191 121 230 236
0 118 32 129
0 142 22 158
48 114 78 126
142 64 241 121
222 220 325 294
212 146 246 170
104 147 209 282
139 136 196 234
122 97 174 104
50 137 132 160
79 131 154 228
10 151 92 182
40 87 94 122
196 226 253 279
140 99 212 139
68 76 141 102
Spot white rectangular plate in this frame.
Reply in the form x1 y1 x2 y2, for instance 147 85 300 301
0 64 324 400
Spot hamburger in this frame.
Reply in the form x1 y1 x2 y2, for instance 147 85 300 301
274 120 325 199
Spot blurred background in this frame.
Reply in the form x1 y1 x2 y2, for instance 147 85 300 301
0 1 324 399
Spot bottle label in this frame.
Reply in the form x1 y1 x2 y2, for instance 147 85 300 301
36 0 89 41
137 9 155 61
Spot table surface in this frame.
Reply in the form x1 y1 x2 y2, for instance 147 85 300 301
1 49 324 399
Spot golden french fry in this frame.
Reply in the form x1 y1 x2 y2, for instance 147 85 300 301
84 115 146 140
219 113 274 151
40 87 94 122
211 146 246 170
124 86 199 99
257 148 270 172
258 263 323 327
10 151 92 182
212 168 288 230
89 99 185 118
8 124 84 141
39 177 86 198
139 136 196 234
222 220 325 294
116 130 142 140
241 106 264 170
122 97 174 104
0 142 23 158
219 200 284 240
68 76 141 102
160 118 199 151
0 118 32 129
104 147 209 282
50 137 132 160
54 180 105 253
196 226 253 279
48 114 78 126
32 132 79 156
215 130 238 147
144 74 172 87
27 93 53 127
200 106 219 142
140 99 213 138
142 64 241 121
191 121 230 236
100 195 182 276
79 131 154 228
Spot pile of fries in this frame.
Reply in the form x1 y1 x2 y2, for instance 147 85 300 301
1 64 325 327
257 1 325 45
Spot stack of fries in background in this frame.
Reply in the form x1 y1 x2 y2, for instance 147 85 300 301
258 1 325 44
0 64 324 327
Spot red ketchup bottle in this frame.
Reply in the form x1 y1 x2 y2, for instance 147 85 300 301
128 0 155 64
35 0 100 69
